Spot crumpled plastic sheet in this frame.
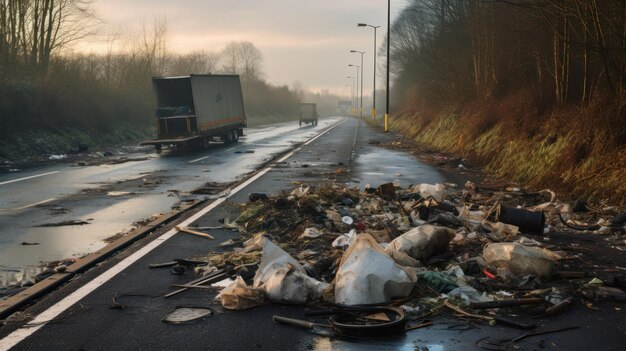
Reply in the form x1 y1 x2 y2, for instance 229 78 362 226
385 225 456 261
335 233 416 305
253 238 328 304
483 242 562 279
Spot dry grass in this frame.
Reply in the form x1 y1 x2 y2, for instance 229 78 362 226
390 91 626 205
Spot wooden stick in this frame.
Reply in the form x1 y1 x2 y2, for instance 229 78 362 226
444 300 493 321
170 284 219 290
175 226 214 239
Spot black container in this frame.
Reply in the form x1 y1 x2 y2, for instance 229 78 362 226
499 206 545 234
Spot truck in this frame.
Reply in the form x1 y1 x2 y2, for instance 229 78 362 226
141 74 246 150
299 103 318 126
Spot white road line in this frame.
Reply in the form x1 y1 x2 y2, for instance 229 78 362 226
0 198 56 212
188 155 209 164
225 147 236 152
0 171 59 186
0 118 347 350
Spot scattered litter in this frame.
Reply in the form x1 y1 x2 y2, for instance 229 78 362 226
335 234 416 305
175 226 214 240
162 307 214 324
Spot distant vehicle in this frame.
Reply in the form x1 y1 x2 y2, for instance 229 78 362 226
299 103 318 126
141 74 246 151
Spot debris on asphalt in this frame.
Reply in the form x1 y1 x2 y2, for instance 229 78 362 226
147 180 625 342
175 226 215 240
162 307 214 324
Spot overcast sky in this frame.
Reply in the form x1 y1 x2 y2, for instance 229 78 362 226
77 0 408 97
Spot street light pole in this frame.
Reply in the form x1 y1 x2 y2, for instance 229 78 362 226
358 23 380 120
385 0 391 132
350 50 365 119
348 64 359 117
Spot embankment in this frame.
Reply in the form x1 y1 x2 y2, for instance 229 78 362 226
389 94 626 204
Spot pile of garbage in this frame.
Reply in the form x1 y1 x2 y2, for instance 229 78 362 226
178 181 625 338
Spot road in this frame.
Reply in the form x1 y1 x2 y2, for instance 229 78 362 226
0 118 344 287
2 118 621 350
0 117 452 350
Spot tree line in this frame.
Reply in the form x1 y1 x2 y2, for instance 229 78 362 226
0 2 303 140
389 0 626 110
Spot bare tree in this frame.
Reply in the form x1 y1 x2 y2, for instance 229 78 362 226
220 41 263 80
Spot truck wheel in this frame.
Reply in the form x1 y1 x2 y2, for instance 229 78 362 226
314 120 318 126
155 144 162 151
299 121 302 127
202 137 210 150
232 130 239 143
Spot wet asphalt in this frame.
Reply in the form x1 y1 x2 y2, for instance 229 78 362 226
0 118 624 350
0 118 342 285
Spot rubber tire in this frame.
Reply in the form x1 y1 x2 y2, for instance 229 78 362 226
299 121 302 127
232 130 239 143
155 144 162 151
202 137 210 150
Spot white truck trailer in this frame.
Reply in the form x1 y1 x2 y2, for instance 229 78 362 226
141 74 246 150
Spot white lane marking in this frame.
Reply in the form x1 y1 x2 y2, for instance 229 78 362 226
225 147 236 152
0 171 59 186
0 118 347 350
0 198 57 212
188 155 209 164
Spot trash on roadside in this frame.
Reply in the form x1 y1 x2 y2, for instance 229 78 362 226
385 225 455 262
483 243 561 279
219 276 266 310
335 234 416 305
253 238 327 304
162 307 214 324
299 227 323 239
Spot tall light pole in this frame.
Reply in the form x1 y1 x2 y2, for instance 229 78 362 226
347 76 355 114
348 64 359 116
350 50 365 119
358 23 380 120
385 0 391 132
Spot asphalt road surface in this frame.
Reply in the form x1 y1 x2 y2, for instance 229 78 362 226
0 118 344 287
1 118 623 350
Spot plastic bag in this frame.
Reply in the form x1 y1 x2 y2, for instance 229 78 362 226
414 183 447 202
385 225 456 261
262 263 327 304
482 243 561 279
253 238 327 304
335 234 416 305
219 276 266 310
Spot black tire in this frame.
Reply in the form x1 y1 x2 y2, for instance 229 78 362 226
154 144 162 151
202 137 210 150
299 120 302 127
232 130 239 143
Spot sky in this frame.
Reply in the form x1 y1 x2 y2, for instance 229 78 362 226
76 0 408 97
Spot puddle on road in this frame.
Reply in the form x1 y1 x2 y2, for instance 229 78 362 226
0 194 178 288
349 147 444 189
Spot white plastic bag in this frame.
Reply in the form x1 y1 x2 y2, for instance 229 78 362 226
335 234 416 305
385 225 455 261
414 183 447 202
483 243 561 279
253 238 327 304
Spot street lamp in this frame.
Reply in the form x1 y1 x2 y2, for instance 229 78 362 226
358 23 380 120
348 64 359 117
385 0 390 132
347 76 356 114
350 50 365 119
